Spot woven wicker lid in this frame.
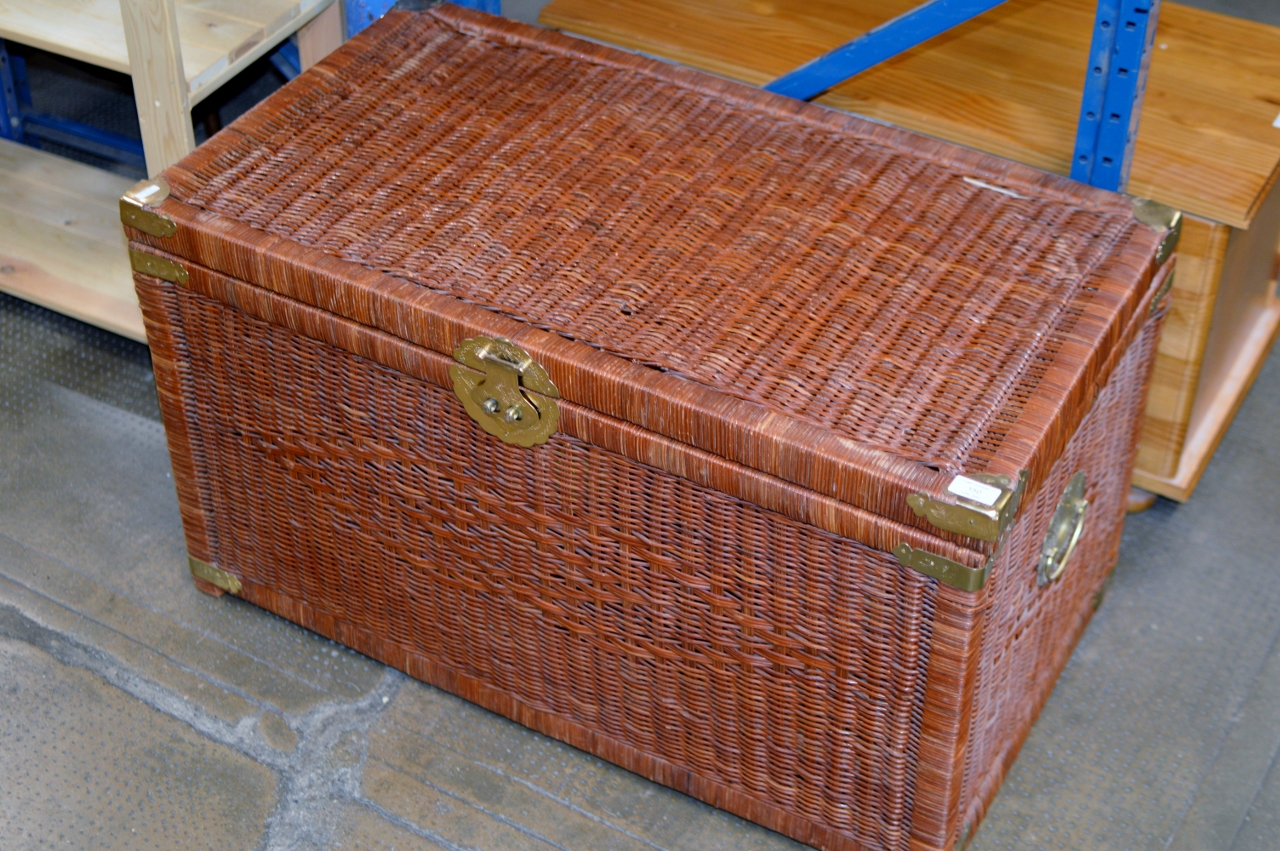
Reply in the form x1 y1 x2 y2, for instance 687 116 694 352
159 6 1166 499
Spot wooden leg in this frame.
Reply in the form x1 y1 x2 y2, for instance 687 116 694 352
1127 486 1158 514
121 0 197 176
299 1 345 71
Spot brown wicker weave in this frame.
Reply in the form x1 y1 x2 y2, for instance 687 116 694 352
125 7 1172 850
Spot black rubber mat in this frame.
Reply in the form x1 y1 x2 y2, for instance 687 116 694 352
0 293 158 422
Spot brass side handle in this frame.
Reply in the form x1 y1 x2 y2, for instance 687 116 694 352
1037 471 1088 585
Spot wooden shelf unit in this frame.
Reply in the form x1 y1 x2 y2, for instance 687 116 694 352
0 0 334 108
0 139 141 340
0 0 343 343
541 0 1280 502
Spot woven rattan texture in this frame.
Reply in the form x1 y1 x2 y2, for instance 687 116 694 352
137 263 1161 850
155 278 950 850
163 9 1150 475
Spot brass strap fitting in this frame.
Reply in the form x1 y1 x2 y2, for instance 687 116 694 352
1131 197 1182 267
189 557 242 594
129 249 188 285
893 544 992 592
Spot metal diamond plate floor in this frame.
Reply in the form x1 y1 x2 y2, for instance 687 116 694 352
2 270 1279 851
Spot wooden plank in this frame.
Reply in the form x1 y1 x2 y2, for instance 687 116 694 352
1189 170 1280 437
172 7 262 62
0 202 131 298
0 0 132 74
1134 216 1230 478
185 0 332 104
0 167 128 247
185 0 302 27
540 0 1280 230
0 139 143 341
0 200 142 341
0 252 145 343
0 140 139 209
0 0 333 103
298 0 344 71
1137 162 1280 497
122 0 198 177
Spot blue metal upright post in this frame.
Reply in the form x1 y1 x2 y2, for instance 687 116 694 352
1070 0 1162 191
269 39 303 80
0 41 24 142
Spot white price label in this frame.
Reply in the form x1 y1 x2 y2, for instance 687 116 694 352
948 476 1002 507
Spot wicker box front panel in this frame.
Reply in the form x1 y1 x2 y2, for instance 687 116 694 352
140 256 1161 851
149 278 973 851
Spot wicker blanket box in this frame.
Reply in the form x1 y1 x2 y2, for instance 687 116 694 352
123 7 1177 850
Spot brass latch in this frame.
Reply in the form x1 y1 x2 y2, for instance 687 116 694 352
906 470 1026 542
450 336 560 447
189 557 242 595
120 177 177 238
893 544 992 592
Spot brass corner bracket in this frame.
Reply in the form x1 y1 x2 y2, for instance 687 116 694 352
1131 197 1183 267
189 557 242 595
129 249 188 285
892 544 992 592
906 470 1027 543
120 177 177 238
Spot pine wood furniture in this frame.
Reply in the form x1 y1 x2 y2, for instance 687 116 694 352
0 0 344 341
539 0 1280 501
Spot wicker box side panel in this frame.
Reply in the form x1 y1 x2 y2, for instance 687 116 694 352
959 309 1164 833
155 279 977 851
135 275 219 568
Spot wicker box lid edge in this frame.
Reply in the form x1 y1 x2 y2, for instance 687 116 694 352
126 5 1173 559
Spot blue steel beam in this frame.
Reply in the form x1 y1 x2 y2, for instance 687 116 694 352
0 39 144 167
1071 0 1121 185
9 50 30 109
1070 0 1162 191
21 113 147 169
764 0 1009 101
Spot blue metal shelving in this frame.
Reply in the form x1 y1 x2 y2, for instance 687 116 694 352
1071 0 1163 191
